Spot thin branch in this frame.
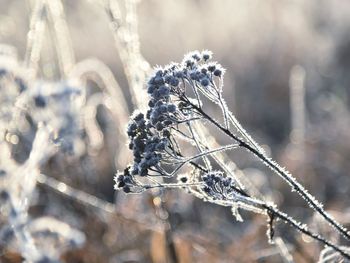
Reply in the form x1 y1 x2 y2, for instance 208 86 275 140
188 99 350 242
37 173 162 232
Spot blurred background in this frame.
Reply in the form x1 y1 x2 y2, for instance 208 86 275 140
1 0 350 262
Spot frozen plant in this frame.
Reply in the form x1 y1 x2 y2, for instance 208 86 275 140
17 80 84 154
0 57 86 262
115 50 350 260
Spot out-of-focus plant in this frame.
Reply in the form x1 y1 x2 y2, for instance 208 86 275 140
0 0 154 260
0 55 86 262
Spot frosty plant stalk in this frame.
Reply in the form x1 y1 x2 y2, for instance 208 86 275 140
0 60 86 262
115 51 350 259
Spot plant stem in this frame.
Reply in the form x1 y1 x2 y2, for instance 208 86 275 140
187 99 350 242
262 204 350 260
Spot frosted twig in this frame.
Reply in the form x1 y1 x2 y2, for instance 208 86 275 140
37 173 162 232
24 0 47 78
105 0 150 107
189 99 350 242
46 0 75 77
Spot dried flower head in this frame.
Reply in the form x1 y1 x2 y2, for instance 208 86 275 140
115 51 229 194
